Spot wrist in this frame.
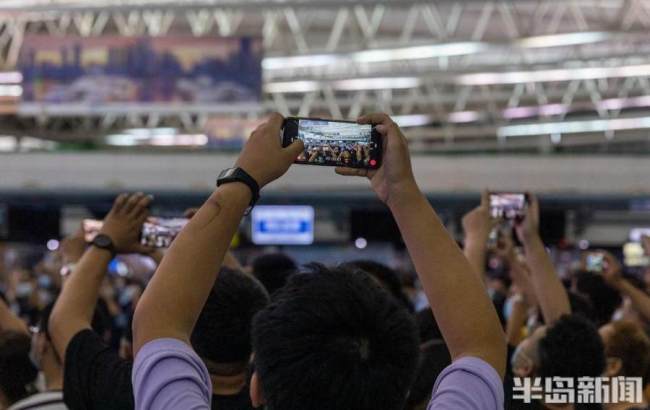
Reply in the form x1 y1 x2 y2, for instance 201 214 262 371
386 181 422 210
522 233 543 249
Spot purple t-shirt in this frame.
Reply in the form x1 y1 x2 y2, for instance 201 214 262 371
133 339 503 410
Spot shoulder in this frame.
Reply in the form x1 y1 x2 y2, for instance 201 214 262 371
428 357 504 410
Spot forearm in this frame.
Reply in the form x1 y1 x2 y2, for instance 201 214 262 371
508 258 538 309
618 280 650 321
505 298 528 346
133 183 250 354
50 247 112 357
389 187 506 377
522 235 570 323
0 299 28 335
463 236 488 281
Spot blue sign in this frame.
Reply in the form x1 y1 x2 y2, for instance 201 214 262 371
251 206 314 245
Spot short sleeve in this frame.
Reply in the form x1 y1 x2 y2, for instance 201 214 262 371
64 329 134 410
427 357 504 410
132 338 211 410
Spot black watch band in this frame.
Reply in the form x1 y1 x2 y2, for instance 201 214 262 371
91 234 117 258
216 167 260 213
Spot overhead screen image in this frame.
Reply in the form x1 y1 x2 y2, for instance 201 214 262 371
296 119 375 167
17 35 262 112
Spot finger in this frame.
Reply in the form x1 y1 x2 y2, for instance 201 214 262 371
264 112 285 132
123 192 144 215
480 190 490 208
131 194 153 218
358 112 392 126
284 138 304 161
112 193 128 214
335 167 369 177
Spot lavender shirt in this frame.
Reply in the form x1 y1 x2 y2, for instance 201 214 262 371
133 339 503 410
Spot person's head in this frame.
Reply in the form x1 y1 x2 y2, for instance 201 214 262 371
599 320 650 378
250 264 419 410
572 272 622 326
341 260 414 313
0 331 38 407
252 253 297 295
512 314 605 380
191 268 269 377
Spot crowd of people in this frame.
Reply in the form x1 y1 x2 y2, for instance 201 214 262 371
0 112 649 410
296 141 372 167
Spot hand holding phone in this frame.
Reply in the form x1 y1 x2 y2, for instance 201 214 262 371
585 252 605 273
489 192 528 221
282 117 382 169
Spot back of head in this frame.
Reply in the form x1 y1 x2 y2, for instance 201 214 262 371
0 331 38 405
191 268 269 374
252 263 419 410
538 314 605 379
342 260 414 313
574 272 622 326
603 320 650 378
252 253 297 295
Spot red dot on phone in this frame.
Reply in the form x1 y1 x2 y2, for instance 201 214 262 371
370 159 377 166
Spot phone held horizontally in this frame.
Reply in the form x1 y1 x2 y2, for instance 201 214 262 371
282 117 383 169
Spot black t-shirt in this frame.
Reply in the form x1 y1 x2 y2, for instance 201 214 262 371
65 329 254 410
64 329 134 410
212 390 254 410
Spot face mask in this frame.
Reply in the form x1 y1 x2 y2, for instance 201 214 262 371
16 282 33 298
37 275 52 289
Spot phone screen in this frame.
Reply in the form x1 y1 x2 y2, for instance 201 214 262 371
282 118 382 169
140 217 188 248
489 193 527 220
83 219 103 242
585 253 605 273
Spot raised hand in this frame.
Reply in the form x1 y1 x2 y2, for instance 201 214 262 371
99 192 153 254
335 113 417 206
514 193 540 244
462 191 497 243
235 113 304 188
601 251 624 289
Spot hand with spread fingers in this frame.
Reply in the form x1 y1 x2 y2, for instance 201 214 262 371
235 112 304 188
336 113 417 206
100 192 153 254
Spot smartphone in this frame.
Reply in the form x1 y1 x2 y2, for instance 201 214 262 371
282 117 382 169
489 193 528 220
140 217 188 248
585 252 605 273
82 217 188 249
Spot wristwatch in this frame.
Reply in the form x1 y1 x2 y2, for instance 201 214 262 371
216 167 260 214
91 234 116 257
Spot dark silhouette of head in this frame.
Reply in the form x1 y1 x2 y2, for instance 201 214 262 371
252 253 297 295
251 264 419 410
191 268 269 376
0 331 38 406
342 260 414 313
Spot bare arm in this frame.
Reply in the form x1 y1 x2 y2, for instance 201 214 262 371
133 114 303 355
602 252 650 321
49 193 152 359
515 195 570 324
337 113 506 378
462 192 496 281
0 297 28 335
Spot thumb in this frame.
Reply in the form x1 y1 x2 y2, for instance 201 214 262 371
480 190 490 208
284 139 304 161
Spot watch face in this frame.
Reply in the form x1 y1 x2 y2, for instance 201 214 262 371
93 234 112 248
221 168 237 179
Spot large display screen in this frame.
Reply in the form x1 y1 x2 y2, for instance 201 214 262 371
251 206 315 245
18 35 262 113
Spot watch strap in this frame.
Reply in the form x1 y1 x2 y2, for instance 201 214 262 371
216 168 260 213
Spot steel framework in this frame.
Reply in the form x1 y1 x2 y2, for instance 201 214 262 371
1 0 650 151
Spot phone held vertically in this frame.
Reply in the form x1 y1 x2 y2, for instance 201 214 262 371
282 117 382 169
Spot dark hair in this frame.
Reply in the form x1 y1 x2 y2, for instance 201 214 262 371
0 331 38 405
574 272 622 326
252 264 419 410
604 320 650 378
538 314 605 379
252 253 297 295
342 260 414 313
191 268 269 370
